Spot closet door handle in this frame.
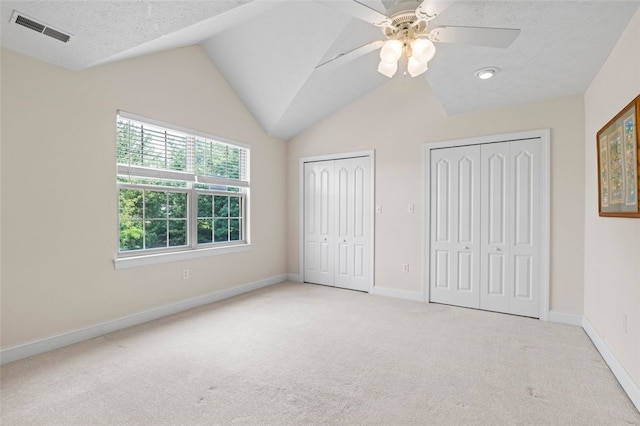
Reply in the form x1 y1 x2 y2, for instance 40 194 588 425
463 246 470 250
495 247 501 252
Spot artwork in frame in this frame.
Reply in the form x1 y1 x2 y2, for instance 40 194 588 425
597 94 640 218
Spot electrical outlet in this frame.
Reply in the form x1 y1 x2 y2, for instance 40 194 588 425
376 205 383 214
407 204 414 214
402 264 409 273
623 313 627 334
183 269 189 280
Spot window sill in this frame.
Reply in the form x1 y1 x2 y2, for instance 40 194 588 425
113 244 251 270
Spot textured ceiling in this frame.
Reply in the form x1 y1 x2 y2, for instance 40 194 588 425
0 1 259 70
2 0 639 140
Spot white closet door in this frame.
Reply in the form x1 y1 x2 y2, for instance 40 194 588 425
480 140 540 317
304 156 371 291
480 142 510 313
430 145 481 308
507 139 540 317
334 157 370 291
304 161 335 286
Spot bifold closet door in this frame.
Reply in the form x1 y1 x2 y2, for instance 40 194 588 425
430 145 482 308
304 157 371 292
333 157 370 291
480 140 540 317
304 161 334 286
429 139 541 318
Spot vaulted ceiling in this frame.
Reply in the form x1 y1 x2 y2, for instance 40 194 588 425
2 1 639 140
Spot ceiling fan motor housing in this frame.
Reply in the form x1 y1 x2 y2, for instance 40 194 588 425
383 3 429 41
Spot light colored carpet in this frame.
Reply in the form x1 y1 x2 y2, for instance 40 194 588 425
1 282 638 425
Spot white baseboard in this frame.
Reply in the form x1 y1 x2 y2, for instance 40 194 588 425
0 274 287 366
548 310 583 326
287 273 303 283
370 286 424 302
582 316 640 412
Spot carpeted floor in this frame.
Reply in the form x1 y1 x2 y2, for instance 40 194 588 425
1 282 639 425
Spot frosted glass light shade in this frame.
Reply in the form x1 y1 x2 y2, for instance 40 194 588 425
379 40 403 62
377 60 398 78
411 38 436 63
407 56 429 77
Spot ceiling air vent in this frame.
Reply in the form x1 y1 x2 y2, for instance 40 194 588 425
11 11 71 43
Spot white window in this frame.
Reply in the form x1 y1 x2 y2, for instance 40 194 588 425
116 111 249 258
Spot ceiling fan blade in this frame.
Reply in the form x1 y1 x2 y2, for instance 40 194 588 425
415 0 453 21
316 40 384 71
429 26 521 48
315 0 392 27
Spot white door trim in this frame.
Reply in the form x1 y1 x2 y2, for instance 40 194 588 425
299 150 376 292
423 129 550 320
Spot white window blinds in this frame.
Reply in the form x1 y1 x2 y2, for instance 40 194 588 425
117 112 249 187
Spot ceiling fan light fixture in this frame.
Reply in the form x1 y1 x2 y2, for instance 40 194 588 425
379 39 403 63
407 56 429 77
377 60 398 78
411 38 436 63
476 67 499 80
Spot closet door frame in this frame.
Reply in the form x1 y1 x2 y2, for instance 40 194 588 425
423 130 550 320
299 150 375 292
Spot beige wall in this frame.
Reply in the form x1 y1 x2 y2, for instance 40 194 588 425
287 77 586 315
0 46 287 349
584 9 640 387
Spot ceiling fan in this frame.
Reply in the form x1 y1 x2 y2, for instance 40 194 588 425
315 0 520 78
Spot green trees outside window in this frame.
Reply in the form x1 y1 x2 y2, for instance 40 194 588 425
119 189 188 251
197 194 243 244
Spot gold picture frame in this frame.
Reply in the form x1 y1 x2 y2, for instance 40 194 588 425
597 94 640 218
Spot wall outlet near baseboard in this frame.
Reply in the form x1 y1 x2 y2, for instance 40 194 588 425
402 264 409 273
183 269 189 280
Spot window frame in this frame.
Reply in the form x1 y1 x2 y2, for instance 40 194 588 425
114 111 250 269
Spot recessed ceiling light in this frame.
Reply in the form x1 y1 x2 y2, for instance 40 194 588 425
476 67 499 80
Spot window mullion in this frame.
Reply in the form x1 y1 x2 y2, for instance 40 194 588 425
165 193 169 249
142 190 147 250
187 136 197 249
189 190 197 249
227 196 231 242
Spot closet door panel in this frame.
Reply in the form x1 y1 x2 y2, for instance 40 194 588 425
434 157 451 244
431 152 454 302
430 146 480 308
354 244 365 278
334 162 351 284
487 253 505 296
480 142 510 314
457 251 473 291
509 139 540 317
480 139 540 317
304 161 335 286
487 152 507 245
334 157 370 291
434 250 450 289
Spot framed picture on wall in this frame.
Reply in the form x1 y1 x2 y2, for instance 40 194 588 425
597 94 640 218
